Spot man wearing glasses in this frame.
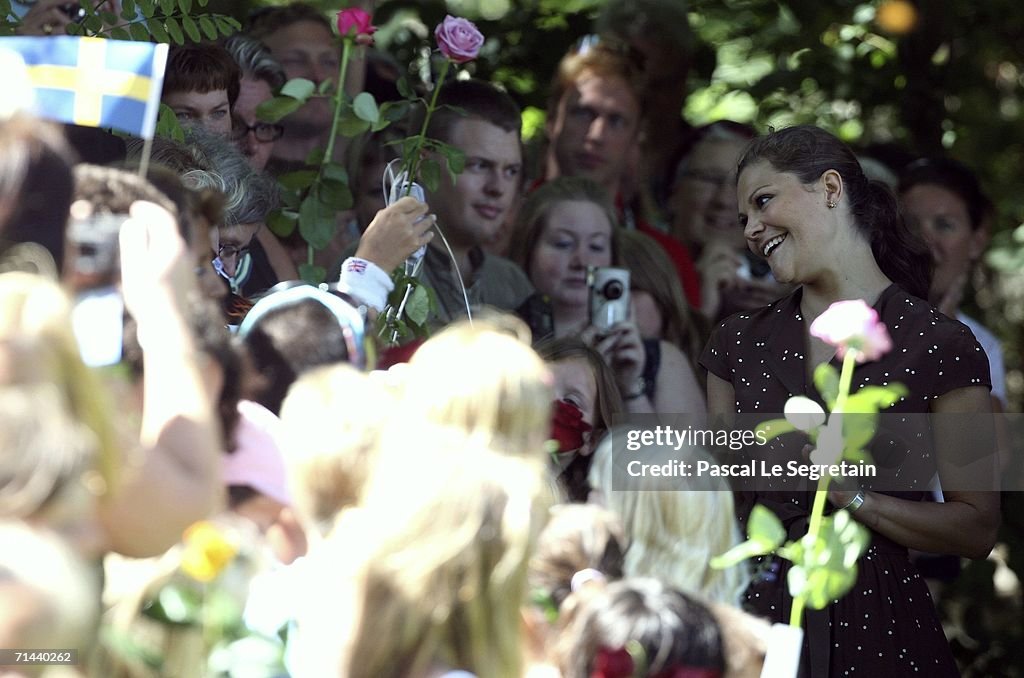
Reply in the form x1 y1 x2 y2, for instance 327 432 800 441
225 34 287 172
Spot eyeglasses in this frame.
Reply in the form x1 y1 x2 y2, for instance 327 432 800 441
231 121 284 143
217 239 254 261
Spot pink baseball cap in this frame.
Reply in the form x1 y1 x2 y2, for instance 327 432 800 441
223 400 292 507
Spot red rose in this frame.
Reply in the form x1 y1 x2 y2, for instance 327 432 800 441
337 7 376 42
550 399 593 453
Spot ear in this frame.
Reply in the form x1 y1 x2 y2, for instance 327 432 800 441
821 169 844 208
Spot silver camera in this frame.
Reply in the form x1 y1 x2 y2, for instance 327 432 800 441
588 266 631 330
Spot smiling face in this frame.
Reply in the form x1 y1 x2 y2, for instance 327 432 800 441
529 200 614 310
669 136 748 248
430 117 522 249
737 161 834 285
900 183 984 303
548 70 640 193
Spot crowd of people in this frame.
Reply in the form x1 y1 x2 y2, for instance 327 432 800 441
0 0 1011 676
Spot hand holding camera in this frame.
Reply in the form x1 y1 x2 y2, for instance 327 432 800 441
583 266 647 399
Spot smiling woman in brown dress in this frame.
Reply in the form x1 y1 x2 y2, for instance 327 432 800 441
700 125 999 677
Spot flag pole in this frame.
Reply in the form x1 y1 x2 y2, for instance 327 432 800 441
137 42 169 180
137 134 154 179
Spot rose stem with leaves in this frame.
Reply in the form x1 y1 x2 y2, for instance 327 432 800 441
312 36 355 268
401 60 451 197
788 348 859 628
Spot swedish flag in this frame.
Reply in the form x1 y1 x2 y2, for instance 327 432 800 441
0 36 168 138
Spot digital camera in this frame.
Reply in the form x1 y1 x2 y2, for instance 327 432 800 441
588 266 631 330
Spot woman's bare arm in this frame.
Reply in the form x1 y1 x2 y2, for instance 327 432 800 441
833 386 1000 559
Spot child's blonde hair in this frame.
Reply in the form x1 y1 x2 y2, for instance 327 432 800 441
340 432 551 678
400 316 554 458
588 435 749 605
279 364 395 535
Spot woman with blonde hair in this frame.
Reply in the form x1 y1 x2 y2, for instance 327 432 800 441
305 434 551 678
397 315 555 458
588 434 749 606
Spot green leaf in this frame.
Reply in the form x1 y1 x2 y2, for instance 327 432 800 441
100 11 119 24
110 27 130 39
181 14 200 42
396 77 414 99
814 363 840 409
419 158 441 192
128 21 149 41
136 0 154 16
156 103 185 142
845 384 907 412
298 193 336 251
267 210 298 237
406 284 430 325
198 15 217 40
320 178 353 211
322 162 348 184
176 0 191 13
841 413 877 453
82 14 103 33
755 418 796 442
316 79 334 96
352 92 379 123
256 96 302 123
277 170 318 191
444 146 466 175
148 18 169 43
747 504 787 551
379 99 411 123
214 15 240 36
65 22 84 35
709 539 777 570
196 0 206 7
299 263 326 284
305 148 326 165
280 77 316 102
120 0 136 19
158 0 174 16
337 115 370 137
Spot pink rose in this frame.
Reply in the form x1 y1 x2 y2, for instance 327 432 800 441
434 15 484 64
337 7 376 41
809 299 893 363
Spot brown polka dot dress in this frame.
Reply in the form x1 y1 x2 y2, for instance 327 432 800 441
700 284 991 677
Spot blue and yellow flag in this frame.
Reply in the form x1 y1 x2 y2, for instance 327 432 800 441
0 36 168 139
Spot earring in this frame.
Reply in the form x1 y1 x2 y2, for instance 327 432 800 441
827 200 837 209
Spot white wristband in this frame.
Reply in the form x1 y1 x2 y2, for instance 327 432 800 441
337 257 394 312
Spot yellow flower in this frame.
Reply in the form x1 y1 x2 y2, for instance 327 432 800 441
180 521 237 582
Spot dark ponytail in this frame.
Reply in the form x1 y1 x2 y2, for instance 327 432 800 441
864 180 931 300
738 125 932 300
